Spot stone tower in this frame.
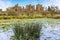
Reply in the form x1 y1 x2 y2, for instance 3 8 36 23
26 4 35 13
36 4 43 12
0 9 2 14
7 4 22 15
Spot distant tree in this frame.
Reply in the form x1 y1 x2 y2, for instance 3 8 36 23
48 6 59 12
48 6 51 11
47 6 59 16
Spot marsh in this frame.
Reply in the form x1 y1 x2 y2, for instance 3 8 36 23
0 19 60 40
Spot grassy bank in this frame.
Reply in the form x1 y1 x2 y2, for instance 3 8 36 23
0 16 60 19
0 18 59 23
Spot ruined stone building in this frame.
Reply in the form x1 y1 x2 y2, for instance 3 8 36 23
0 9 6 16
0 9 2 14
0 4 44 16
7 4 23 16
36 4 43 12
26 4 35 13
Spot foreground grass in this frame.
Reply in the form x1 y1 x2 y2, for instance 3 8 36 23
13 22 41 40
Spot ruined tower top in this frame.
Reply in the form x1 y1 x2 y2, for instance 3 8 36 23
15 4 19 7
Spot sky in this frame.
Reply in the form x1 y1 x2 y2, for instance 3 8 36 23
0 0 60 11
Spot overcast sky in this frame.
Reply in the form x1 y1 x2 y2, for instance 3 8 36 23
0 0 60 11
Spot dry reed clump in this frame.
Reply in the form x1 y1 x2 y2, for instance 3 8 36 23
13 22 42 40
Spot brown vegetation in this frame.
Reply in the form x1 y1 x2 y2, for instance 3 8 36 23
0 4 60 19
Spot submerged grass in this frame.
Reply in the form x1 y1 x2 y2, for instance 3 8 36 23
13 22 42 40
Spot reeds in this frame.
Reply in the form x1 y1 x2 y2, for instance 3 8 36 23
13 22 41 40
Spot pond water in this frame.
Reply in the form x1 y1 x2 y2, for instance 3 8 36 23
0 19 60 40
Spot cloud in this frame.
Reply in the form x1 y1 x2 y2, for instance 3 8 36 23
42 0 60 9
0 0 12 11
53 0 60 9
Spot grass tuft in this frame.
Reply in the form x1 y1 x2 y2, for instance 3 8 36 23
13 22 42 40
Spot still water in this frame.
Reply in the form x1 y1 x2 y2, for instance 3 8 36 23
0 19 60 40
